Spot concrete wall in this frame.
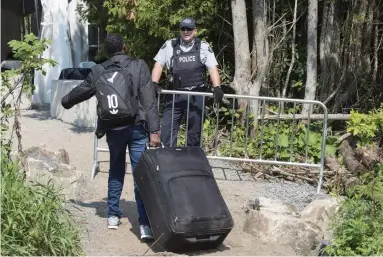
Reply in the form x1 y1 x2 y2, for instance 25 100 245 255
50 80 96 128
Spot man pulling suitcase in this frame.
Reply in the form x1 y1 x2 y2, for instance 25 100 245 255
61 33 161 240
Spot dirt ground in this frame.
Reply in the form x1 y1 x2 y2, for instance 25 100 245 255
15 108 319 256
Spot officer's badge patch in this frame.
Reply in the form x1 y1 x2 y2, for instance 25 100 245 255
161 43 166 49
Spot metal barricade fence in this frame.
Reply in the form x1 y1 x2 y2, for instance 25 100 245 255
91 89 328 193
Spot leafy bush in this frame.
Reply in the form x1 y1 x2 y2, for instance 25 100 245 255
218 119 336 162
174 104 337 163
346 104 383 146
1 155 84 256
1 33 57 155
325 163 383 256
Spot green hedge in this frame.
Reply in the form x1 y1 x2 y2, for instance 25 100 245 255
1 154 83 256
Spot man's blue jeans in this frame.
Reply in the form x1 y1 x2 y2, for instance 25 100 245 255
106 124 150 226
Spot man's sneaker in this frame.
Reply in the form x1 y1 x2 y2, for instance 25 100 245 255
140 225 154 240
107 216 120 229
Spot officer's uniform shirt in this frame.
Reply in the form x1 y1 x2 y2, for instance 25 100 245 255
154 38 218 71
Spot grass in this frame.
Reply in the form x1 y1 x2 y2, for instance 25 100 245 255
1 154 83 256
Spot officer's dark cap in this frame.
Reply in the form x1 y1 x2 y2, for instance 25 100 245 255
180 17 196 29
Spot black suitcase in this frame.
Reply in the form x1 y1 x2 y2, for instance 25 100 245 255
133 146 234 253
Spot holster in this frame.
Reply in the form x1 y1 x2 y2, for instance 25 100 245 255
167 73 178 90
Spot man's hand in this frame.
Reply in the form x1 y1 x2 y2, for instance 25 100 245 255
213 86 224 103
153 82 163 94
149 132 161 146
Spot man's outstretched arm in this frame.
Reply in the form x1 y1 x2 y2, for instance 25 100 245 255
61 72 96 109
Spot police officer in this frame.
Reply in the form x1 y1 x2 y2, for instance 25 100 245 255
152 17 224 147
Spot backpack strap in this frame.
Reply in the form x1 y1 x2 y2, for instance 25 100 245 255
120 56 135 68
100 58 115 70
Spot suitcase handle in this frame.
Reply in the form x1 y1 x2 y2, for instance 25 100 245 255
145 142 164 150
185 235 222 243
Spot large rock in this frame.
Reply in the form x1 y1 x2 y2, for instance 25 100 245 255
300 197 343 241
21 145 70 166
20 145 82 201
243 197 323 256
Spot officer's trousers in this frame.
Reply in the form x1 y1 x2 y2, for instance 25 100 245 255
160 93 204 147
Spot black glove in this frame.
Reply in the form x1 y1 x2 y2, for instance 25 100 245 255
153 82 163 96
213 86 224 103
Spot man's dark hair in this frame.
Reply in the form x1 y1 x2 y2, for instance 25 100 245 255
104 33 124 56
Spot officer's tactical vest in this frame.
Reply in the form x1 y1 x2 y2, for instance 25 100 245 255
169 37 206 89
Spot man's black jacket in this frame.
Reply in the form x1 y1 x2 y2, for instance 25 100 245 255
61 53 160 135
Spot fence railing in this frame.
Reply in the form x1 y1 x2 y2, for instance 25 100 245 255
91 89 328 193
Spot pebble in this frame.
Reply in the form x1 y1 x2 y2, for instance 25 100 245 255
209 159 330 211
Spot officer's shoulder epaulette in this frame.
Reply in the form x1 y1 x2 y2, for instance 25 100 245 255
201 40 210 45
159 39 171 49
201 40 213 53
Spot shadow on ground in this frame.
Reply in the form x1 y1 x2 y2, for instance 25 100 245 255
22 109 95 134
22 109 51 120
69 125 94 133
70 197 231 255
70 198 143 241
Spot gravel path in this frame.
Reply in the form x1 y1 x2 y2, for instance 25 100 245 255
16 108 329 256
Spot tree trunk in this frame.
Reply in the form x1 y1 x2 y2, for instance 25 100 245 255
281 0 298 99
319 0 340 102
250 0 269 130
230 0 252 119
363 0 375 75
372 10 379 82
302 0 318 115
335 0 368 110
333 6 353 112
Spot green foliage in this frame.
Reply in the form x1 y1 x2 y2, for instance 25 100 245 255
173 103 337 164
217 112 333 163
0 154 84 256
2 34 57 93
134 0 218 39
77 0 232 71
1 33 57 154
325 163 383 256
346 104 383 146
